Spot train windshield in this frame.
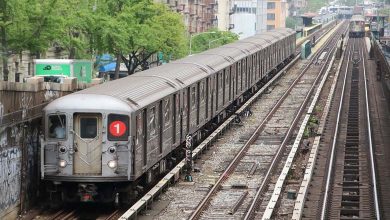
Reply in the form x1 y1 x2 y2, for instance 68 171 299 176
80 118 98 138
48 114 66 139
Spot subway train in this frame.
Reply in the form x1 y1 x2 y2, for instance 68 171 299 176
349 15 365 38
41 28 296 203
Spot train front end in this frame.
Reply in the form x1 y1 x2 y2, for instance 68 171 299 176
349 18 365 38
41 94 134 203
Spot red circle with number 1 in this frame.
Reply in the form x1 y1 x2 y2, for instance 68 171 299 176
109 121 126 137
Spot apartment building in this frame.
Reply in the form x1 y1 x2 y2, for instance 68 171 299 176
216 0 234 31
231 0 258 38
156 0 218 33
265 0 288 31
230 0 287 37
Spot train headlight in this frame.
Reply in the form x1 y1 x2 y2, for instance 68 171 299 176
107 160 118 169
59 159 68 168
59 146 67 154
108 146 116 154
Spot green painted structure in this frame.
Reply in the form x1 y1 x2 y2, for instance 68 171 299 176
301 40 312 59
34 59 93 83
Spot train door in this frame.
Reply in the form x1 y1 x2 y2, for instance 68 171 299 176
158 100 163 154
162 97 172 152
237 61 242 92
224 68 230 104
253 54 255 83
216 73 219 112
197 82 200 126
211 75 215 117
134 111 146 173
180 89 188 141
73 113 102 174
172 94 178 146
205 78 209 120
242 59 246 90
230 65 234 100
187 87 191 133
218 72 223 111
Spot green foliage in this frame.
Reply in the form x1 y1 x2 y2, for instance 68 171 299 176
305 0 326 13
190 28 239 54
1 0 188 79
286 16 302 29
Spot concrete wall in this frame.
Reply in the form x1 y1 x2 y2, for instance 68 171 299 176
0 77 100 219
217 0 233 31
0 48 69 83
373 39 390 107
0 121 40 220
231 0 257 39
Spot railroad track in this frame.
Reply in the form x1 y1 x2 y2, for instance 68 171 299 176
324 37 379 219
29 206 121 220
116 21 342 220
187 21 348 220
365 36 390 219
48 209 79 220
300 37 380 219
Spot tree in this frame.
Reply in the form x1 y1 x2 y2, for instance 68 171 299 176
305 0 326 13
190 28 239 54
54 0 94 59
119 1 187 75
20 0 65 57
0 0 11 80
1 0 188 80
285 16 302 29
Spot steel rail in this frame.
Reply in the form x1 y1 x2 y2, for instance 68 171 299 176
320 38 354 220
362 47 381 220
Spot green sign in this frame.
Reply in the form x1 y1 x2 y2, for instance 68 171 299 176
35 64 71 76
73 61 92 83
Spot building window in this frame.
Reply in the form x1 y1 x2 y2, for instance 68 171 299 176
267 2 275 9
267 13 275 20
267 25 275 30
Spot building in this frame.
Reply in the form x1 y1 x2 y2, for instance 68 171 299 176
265 0 288 31
156 0 218 33
231 0 258 38
216 0 234 31
230 0 287 38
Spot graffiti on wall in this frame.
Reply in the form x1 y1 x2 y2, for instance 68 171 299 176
20 93 32 120
0 147 21 212
44 83 59 101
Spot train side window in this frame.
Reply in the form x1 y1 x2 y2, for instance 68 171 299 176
164 98 170 126
200 81 205 102
80 117 97 139
149 107 156 136
220 72 223 89
191 86 196 108
48 114 66 139
108 114 129 141
136 113 142 145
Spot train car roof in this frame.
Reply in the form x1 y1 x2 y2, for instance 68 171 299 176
48 28 295 112
44 93 134 113
173 53 232 73
77 72 179 109
350 14 365 21
142 62 212 86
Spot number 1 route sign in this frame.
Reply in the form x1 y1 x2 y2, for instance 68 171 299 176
109 121 127 137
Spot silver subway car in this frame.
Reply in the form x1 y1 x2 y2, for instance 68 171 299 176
41 28 296 203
